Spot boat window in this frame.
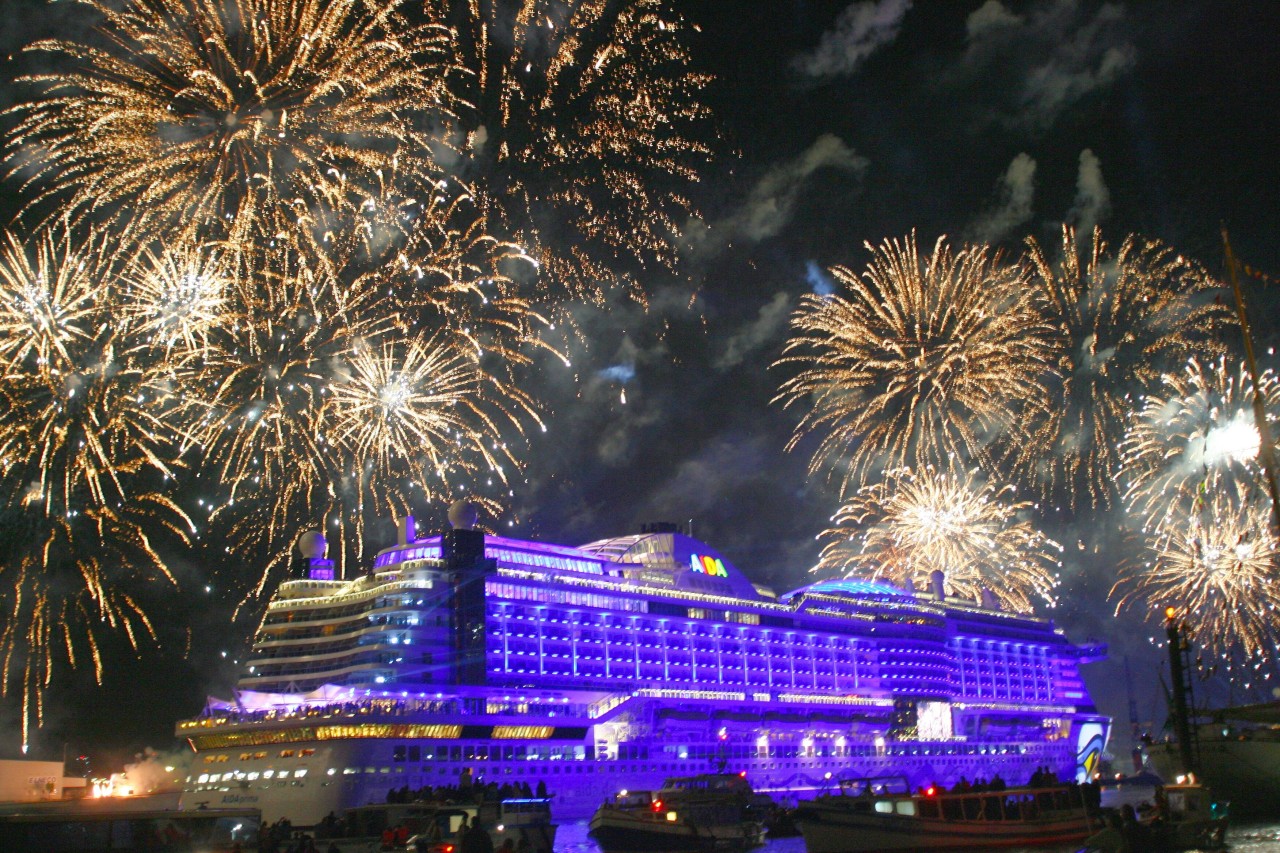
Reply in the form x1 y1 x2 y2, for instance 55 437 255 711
874 801 894 814
895 800 916 816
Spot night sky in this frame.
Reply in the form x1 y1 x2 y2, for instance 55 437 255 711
3 0 1279 772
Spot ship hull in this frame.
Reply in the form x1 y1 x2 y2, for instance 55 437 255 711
180 736 1080 825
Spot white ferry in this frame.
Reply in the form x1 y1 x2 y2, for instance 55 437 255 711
176 504 1109 824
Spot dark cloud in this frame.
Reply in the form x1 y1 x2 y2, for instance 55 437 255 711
959 0 1136 132
713 291 791 371
791 0 913 79
968 152 1037 243
688 134 867 257
1067 148 1112 235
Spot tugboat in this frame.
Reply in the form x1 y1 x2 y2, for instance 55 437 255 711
1080 782 1227 852
341 796 556 853
1063 613 1230 853
794 776 1100 852
589 773 767 852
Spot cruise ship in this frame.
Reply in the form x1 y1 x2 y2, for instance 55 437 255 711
176 504 1109 824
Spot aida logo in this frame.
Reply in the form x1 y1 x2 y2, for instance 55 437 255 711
690 554 729 578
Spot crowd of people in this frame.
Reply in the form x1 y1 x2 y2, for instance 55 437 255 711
288 771 555 851
384 778 549 806
259 817 340 853
909 767 1104 821
198 697 464 727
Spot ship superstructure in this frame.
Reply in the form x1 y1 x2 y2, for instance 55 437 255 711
177 516 1108 824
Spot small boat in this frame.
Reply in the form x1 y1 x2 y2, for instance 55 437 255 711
341 796 555 853
589 773 767 852
1081 783 1228 852
794 776 1101 852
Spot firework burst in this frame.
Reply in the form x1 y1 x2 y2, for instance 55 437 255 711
324 333 538 549
1113 489 1280 655
0 227 191 751
816 466 1060 613
1022 226 1232 511
331 334 536 481
432 0 714 304
186 232 546 594
8 0 458 242
1121 357 1280 531
303 173 555 365
121 238 235 354
184 244 388 588
776 233 1056 491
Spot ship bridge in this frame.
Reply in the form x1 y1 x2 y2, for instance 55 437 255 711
577 531 765 601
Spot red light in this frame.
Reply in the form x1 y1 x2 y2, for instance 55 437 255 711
651 799 663 812
444 847 454 853
739 771 747 778
925 787 936 796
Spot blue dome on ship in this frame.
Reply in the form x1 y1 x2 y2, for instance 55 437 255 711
781 577 915 602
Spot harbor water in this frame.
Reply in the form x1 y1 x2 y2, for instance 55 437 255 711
553 818 1280 852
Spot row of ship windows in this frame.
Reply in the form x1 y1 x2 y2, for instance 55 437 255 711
490 585 645 614
245 652 422 680
496 632 883 658
204 749 317 763
195 739 1058 788
248 631 448 662
185 750 1056 794
255 615 447 646
263 594 430 627
496 609 847 643
492 641 886 663
488 665 1047 702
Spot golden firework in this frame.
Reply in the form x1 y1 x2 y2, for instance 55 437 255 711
189 231 546 594
1121 357 1280 531
0 226 191 752
432 0 714 304
121 238 235 354
324 333 539 552
8 0 459 241
331 334 536 482
1113 489 1280 655
303 172 555 366
0 229 100 371
776 233 1056 491
1023 226 1233 511
185 243 389 587
816 466 1060 613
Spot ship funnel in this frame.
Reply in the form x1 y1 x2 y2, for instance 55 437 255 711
396 515 415 546
930 570 946 601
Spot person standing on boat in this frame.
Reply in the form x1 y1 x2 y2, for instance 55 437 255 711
461 818 494 853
